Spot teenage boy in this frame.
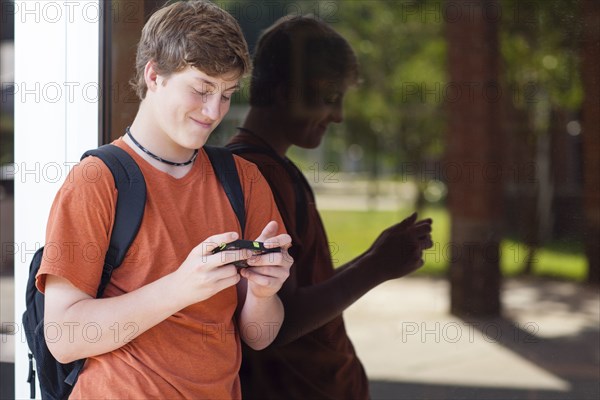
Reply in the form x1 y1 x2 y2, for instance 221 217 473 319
228 16 433 399
37 1 292 398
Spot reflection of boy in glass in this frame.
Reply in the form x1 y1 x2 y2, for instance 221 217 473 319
228 15 433 400
37 2 292 398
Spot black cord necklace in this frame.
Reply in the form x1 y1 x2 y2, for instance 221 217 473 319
126 126 198 167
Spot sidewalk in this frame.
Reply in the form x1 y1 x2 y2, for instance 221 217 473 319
344 276 600 400
2 275 599 399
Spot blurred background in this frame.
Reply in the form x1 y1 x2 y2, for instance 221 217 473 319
1 0 598 399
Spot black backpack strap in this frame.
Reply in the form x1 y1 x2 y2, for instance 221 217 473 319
204 146 246 236
81 145 146 298
227 142 309 236
60 145 146 388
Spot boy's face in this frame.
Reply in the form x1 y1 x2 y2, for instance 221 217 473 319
149 65 239 149
281 79 346 149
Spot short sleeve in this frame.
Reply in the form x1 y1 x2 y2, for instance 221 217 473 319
36 156 118 297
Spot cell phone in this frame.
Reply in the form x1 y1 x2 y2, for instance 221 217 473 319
212 239 281 255
212 239 281 268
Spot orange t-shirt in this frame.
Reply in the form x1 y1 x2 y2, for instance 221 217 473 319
36 138 286 399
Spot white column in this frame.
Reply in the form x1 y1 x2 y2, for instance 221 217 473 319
13 1 99 398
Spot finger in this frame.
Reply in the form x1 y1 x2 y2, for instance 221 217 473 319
247 251 290 268
264 233 292 250
193 232 239 256
411 223 432 237
415 218 433 226
405 212 418 225
213 264 240 279
254 221 279 242
420 235 434 250
213 249 253 267
240 268 285 287
396 212 418 231
213 272 241 291
240 268 271 286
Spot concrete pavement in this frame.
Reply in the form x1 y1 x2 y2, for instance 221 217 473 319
345 276 599 400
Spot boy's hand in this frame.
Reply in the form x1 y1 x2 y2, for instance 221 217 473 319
175 232 251 305
365 213 433 282
239 221 293 299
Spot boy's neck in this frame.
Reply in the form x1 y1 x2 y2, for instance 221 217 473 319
124 105 196 178
242 107 291 157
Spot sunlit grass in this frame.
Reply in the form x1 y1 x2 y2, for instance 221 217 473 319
320 207 587 281
504 239 587 281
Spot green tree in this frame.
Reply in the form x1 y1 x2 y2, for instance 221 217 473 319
500 0 583 275
331 0 447 208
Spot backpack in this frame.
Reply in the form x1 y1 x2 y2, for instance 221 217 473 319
22 144 245 400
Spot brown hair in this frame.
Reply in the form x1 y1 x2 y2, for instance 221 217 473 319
249 15 359 107
131 0 251 100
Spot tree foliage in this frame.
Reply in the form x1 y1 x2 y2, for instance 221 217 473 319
331 0 447 176
500 0 583 112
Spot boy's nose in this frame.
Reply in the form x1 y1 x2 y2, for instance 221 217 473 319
202 97 221 121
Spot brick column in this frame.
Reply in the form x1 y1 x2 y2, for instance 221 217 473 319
581 0 600 284
445 0 503 317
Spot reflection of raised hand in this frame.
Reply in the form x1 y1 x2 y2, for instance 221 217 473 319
362 212 434 282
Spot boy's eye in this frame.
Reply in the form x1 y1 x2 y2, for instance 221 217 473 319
193 87 214 96
192 87 233 102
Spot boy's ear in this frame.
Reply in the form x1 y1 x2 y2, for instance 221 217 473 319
144 61 160 93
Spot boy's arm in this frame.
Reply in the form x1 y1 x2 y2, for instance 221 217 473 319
236 221 292 350
44 232 246 364
273 214 433 346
